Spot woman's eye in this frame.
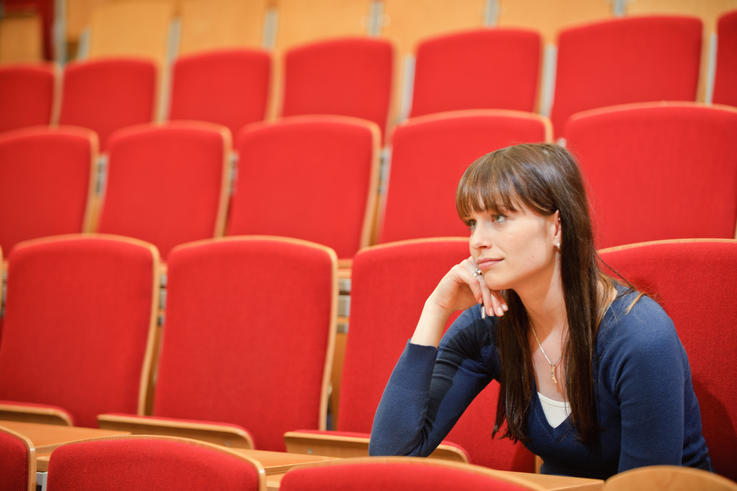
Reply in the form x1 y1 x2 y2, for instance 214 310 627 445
465 220 476 231
492 214 506 224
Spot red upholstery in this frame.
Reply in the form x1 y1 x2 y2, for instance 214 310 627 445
281 37 394 138
0 235 158 427
58 57 157 150
0 126 96 254
0 426 33 491
0 63 55 133
280 458 536 491
97 121 230 260
551 16 702 138
152 237 336 451
599 239 737 481
338 238 533 470
169 48 271 138
714 10 737 107
228 116 378 260
379 110 550 244
564 102 737 249
46 436 263 490
410 28 541 117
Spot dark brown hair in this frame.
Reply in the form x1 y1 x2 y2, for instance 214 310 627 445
456 143 607 444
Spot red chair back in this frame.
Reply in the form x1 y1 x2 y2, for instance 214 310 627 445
0 425 34 491
0 63 55 133
714 10 737 107
599 239 737 481
411 28 541 117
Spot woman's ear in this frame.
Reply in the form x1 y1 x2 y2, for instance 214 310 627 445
551 210 562 245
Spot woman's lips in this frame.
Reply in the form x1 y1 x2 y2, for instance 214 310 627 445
477 258 503 270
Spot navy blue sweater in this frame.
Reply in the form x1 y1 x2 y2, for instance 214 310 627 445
369 289 712 479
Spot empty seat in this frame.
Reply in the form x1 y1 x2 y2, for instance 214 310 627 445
714 10 737 107
98 236 337 452
96 121 230 260
47 435 264 491
0 424 35 491
410 28 541 117
0 63 55 133
599 239 737 481
565 102 737 249
280 38 394 138
0 126 96 254
228 116 379 264
379 110 551 244
169 48 271 138
287 238 534 471
58 57 157 150
280 457 545 491
0 235 160 427
551 15 702 137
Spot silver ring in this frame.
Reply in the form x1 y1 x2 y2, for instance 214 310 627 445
473 267 483 277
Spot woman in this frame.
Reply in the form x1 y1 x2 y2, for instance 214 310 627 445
369 143 711 479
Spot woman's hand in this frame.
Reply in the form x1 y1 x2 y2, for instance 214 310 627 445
411 257 508 347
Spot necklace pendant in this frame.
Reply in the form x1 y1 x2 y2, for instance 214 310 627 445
551 366 558 385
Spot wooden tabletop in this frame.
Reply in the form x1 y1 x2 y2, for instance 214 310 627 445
0 420 130 453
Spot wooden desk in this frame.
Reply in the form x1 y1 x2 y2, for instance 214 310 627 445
0 420 130 456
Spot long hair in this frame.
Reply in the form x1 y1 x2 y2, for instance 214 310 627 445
456 143 605 445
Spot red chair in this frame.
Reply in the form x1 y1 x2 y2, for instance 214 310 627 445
0 63 55 133
0 425 35 491
227 116 379 265
713 10 737 107
286 238 535 472
96 121 230 260
98 236 336 452
379 110 550 244
58 57 157 150
0 126 97 254
551 16 702 138
280 457 544 491
169 48 271 138
410 28 541 117
599 239 737 481
564 102 737 249
46 435 265 491
0 235 160 427
281 37 394 139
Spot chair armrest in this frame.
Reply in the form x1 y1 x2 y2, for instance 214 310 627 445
0 401 73 426
284 430 469 463
97 413 254 449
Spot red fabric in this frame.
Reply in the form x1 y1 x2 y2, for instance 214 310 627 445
564 102 737 249
229 116 377 260
0 428 30 491
58 57 157 150
599 240 737 481
0 236 156 427
46 437 261 490
169 48 271 138
0 63 55 132
380 110 548 244
280 460 532 491
410 28 541 117
281 37 394 138
0 126 95 254
551 16 702 138
341 238 534 471
153 238 335 451
714 10 737 107
97 121 228 259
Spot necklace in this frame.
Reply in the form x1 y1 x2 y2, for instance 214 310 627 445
530 327 562 386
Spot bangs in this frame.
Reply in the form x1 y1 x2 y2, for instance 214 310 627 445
456 153 525 219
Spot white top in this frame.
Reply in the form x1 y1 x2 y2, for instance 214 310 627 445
538 391 571 428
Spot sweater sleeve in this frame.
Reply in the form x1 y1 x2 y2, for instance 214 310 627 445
369 308 497 456
612 303 687 471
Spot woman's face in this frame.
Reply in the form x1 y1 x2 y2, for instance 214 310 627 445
465 203 560 293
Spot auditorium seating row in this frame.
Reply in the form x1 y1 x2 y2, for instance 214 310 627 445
0 235 735 481
1 103 737 265
2 12 737 143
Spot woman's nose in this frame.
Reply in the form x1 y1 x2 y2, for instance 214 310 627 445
470 224 492 249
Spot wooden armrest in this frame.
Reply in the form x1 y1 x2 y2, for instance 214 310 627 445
283 431 468 463
97 414 254 449
0 403 72 426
